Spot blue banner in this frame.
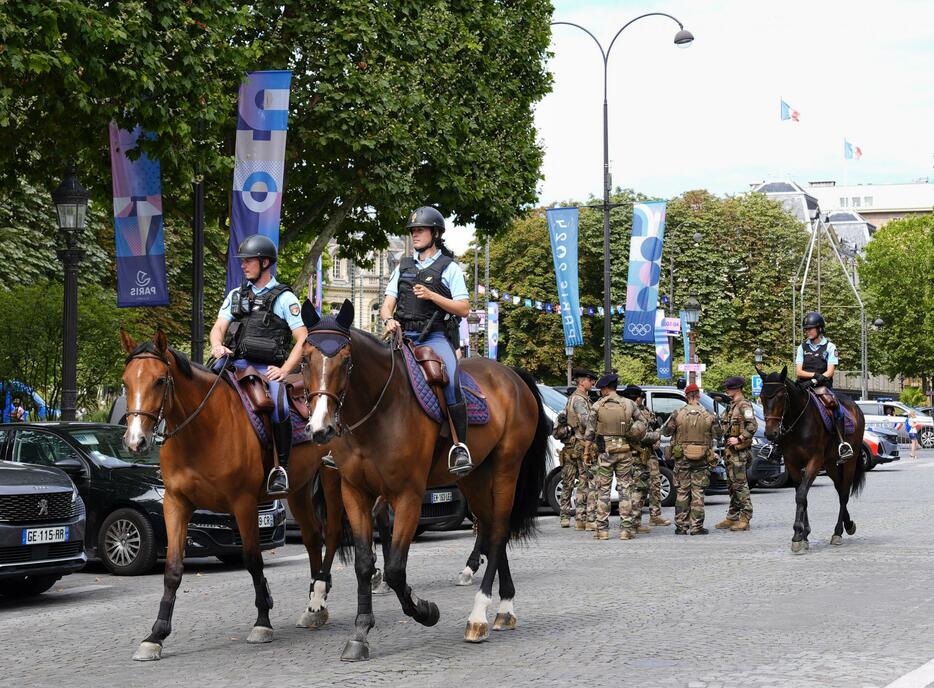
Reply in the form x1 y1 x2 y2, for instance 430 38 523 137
680 310 691 364
487 301 499 360
623 201 667 342
546 207 583 347
109 124 169 307
654 309 671 379
227 70 293 291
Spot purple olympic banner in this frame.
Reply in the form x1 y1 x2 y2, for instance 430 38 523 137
109 123 169 307
654 309 672 379
226 70 293 291
623 201 667 343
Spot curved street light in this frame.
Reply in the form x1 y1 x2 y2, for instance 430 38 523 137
551 13 694 374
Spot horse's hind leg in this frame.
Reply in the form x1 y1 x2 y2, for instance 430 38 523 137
458 525 483 586
289 479 329 629
371 499 393 595
383 492 441 627
133 492 194 661
232 499 275 644
830 467 854 545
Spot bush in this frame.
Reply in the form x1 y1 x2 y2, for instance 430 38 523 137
900 386 926 407
702 357 759 397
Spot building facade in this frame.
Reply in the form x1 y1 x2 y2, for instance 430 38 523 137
806 179 934 228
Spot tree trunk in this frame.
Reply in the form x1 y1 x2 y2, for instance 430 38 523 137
291 195 357 295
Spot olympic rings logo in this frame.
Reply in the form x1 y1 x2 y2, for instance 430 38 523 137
628 323 652 337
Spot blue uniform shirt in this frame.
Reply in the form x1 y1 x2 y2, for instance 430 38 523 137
795 336 839 366
385 251 469 301
218 277 304 331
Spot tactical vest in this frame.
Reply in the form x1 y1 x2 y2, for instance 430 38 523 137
565 392 589 439
395 255 454 331
727 400 754 450
801 341 829 375
676 404 712 447
224 282 293 366
595 396 636 438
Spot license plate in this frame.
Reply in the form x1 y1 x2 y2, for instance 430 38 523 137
22 526 69 545
258 514 275 529
430 491 453 504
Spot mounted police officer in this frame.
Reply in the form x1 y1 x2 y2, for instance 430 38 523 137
379 206 473 476
621 385 670 528
555 368 597 529
795 311 853 462
208 234 309 496
716 376 757 532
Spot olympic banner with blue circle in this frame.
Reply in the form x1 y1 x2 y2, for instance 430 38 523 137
654 309 672 379
546 207 583 348
623 201 667 343
226 70 293 291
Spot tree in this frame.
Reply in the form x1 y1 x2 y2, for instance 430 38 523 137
859 214 934 394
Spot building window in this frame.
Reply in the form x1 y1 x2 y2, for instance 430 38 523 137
839 197 848 208
331 258 342 279
851 197 861 208
863 196 873 207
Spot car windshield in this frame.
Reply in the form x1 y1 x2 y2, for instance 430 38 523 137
538 385 569 414
68 427 160 466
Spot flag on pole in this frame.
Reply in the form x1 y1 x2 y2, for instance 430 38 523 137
844 139 862 160
780 99 800 122
623 201 667 343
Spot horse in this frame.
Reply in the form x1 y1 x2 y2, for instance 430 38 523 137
118 330 349 661
299 299 548 661
757 365 866 553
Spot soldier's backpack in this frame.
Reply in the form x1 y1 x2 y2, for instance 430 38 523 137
596 396 637 438
678 405 711 461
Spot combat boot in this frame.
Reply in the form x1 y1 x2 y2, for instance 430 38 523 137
716 517 738 530
650 515 671 526
730 515 751 531
559 517 571 528
594 530 609 541
690 528 709 535
575 521 586 531
585 521 596 531
618 530 634 540
674 527 687 535
636 524 651 534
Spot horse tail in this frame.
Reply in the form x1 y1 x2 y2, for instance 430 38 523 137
508 367 550 542
850 437 867 497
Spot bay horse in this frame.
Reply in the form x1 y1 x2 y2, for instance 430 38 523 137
757 365 866 553
300 300 548 661
119 331 349 661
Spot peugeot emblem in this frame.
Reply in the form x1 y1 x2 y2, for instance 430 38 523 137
37 498 49 517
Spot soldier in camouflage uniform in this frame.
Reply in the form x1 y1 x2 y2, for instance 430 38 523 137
557 369 597 529
715 376 757 532
663 383 721 535
621 385 671 528
587 374 646 540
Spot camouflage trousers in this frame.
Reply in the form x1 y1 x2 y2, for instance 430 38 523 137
646 451 662 517
594 439 634 533
580 449 599 525
725 449 753 520
629 453 651 528
674 459 710 532
559 441 585 521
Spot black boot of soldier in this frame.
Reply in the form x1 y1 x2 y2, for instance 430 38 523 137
267 419 292 496
447 402 473 477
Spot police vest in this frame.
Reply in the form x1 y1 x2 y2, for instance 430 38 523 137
395 255 454 331
595 396 638 438
224 282 293 366
801 341 829 375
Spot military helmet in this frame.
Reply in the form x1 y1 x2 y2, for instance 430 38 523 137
235 234 278 263
802 311 825 331
406 206 446 234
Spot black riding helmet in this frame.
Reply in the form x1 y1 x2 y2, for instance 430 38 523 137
235 234 278 269
406 206 446 233
802 311 825 333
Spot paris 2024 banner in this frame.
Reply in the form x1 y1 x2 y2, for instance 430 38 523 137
623 201 667 343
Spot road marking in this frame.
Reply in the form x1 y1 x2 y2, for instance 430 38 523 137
51 584 113 596
883 657 934 688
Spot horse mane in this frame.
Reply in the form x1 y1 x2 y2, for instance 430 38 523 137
126 341 208 380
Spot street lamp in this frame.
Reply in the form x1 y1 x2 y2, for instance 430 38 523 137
552 12 693 374
51 162 90 422
754 347 764 365
682 293 701 385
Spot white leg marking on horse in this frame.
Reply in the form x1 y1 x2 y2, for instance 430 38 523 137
497 598 514 616
468 592 492 624
456 565 474 585
309 579 328 612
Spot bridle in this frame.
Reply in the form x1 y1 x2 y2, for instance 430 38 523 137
303 329 397 435
761 379 811 441
125 352 229 443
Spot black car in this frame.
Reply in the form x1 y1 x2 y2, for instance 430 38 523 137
0 423 285 575
0 458 87 597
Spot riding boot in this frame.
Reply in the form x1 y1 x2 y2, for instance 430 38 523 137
267 418 292 496
835 417 854 466
447 402 473 477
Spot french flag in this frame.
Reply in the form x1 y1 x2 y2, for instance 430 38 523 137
844 139 863 160
780 99 800 122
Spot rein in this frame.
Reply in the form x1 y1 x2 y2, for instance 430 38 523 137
762 380 811 441
125 353 229 443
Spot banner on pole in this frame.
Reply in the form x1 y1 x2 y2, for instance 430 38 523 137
226 70 293 291
109 124 169 308
680 310 691 365
654 309 671 379
623 202 667 343
546 207 583 347
486 301 499 360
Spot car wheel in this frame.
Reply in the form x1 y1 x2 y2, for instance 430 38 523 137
756 470 789 489
414 525 427 538
99 508 158 576
658 466 676 507
545 471 566 515
862 445 876 471
919 427 934 449
0 574 60 597
216 554 244 566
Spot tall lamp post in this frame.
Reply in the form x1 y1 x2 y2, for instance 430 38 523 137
51 163 90 422
552 14 694 374
683 294 701 386
754 346 764 366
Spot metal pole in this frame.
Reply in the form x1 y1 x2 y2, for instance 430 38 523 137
58 234 82 421
191 174 205 363
602 69 612 375
816 224 822 312
484 240 490 357
566 347 574 387
688 329 697 386
350 260 356 328
473 247 479 358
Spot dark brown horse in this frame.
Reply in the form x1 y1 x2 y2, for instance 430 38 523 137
119 331 348 661
758 366 866 553
300 300 548 661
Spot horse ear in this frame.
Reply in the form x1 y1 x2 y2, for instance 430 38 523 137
779 365 787 381
301 299 320 329
336 298 354 330
120 329 137 354
153 330 168 354
754 364 766 379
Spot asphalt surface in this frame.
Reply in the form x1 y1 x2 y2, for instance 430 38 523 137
3 450 934 688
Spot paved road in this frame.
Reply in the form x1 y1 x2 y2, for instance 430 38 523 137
3 451 934 688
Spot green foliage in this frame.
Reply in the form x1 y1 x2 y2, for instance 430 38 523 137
900 386 927 407
702 357 758 398
611 354 653 387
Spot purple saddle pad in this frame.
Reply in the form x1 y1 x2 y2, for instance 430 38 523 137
400 345 489 426
226 371 310 448
809 390 856 435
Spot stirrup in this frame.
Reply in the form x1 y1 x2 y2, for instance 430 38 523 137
266 466 289 495
321 452 338 470
836 442 854 465
448 443 473 476
759 443 776 462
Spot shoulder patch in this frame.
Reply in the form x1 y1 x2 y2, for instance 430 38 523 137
289 303 300 316
743 408 753 419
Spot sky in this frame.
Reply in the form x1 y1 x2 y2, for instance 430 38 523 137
446 0 934 254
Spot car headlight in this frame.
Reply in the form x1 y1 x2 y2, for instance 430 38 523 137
71 485 78 504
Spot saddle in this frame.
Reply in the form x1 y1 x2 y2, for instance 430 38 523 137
224 367 311 447
234 366 274 414
399 340 489 426
812 385 838 411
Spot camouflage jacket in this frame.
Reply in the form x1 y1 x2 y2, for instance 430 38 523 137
724 397 757 451
563 390 592 442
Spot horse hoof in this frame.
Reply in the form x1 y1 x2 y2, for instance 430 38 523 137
372 581 393 596
456 567 475 587
132 641 163 661
464 621 489 643
803 540 810 550
492 612 517 631
791 541 806 554
830 535 843 546
845 521 856 535
421 602 441 627
340 639 369 662
247 626 274 644
296 607 329 629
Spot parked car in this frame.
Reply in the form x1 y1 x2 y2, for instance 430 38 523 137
0 457 87 597
855 400 934 448
0 422 285 575
862 426 900 470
